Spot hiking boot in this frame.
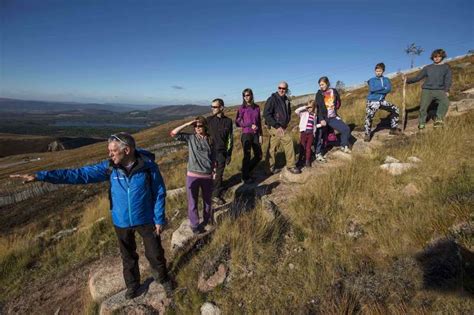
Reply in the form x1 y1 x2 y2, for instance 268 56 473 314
389 128 402 135
191 225 205 235
243 178 255 184
433 120 445 128
341 146 351 154
287 167 302 174
418 124 426 130
315 153 327 163
125 286 139 300
305 161 312 168
212 196 226 206
364 134 371 142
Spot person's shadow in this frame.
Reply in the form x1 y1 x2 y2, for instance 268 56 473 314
415 238 474 296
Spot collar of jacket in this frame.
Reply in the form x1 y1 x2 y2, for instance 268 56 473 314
109 150 152 177
240 102 257 109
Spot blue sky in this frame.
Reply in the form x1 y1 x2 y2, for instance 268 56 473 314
1 0 473 106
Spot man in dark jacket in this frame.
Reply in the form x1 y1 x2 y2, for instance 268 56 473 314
263 81 301 174
206 98 233 205
10 132 172 299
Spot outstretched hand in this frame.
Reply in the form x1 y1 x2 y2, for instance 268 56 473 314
10 174 36 184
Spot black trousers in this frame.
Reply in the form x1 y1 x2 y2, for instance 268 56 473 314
213 151 227 198
114 224 169 289
241 133 262 180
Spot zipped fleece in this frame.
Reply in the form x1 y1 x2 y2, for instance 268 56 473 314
35 149 166 228
367 76 392 101
263 92 292 129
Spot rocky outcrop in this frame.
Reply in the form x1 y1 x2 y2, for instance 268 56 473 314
99 280 171 315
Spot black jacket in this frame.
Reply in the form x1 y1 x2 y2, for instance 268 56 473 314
263 92 291 129
315 88 341 121
206 114 233 156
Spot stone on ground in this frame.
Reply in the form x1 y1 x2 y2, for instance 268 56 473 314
380 162 416 176
89 258 149 302
99 280 170 315
407 156 422 163
384 156 400 164
402 183 420 197
329 150 352 161
455 98 474 112
279 166 312 184
197 263 228 292
170 219 195 251
201 302 222 315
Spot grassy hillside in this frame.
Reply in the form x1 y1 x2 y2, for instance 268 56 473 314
0 55 472 313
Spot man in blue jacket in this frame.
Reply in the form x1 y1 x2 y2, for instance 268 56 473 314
10 132 172 299
365 63 401 142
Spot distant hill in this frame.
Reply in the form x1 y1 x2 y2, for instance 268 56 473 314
147 104 210 117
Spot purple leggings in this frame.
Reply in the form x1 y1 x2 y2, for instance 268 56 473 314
186 176 213 228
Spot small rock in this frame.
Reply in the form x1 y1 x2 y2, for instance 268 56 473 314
197 263 228 292
201 302 221 315
449 221 474 238
462 87 474 99
288 263 295 270
380 163 416 176
402 183 420 197
346 219 365 239
384 156 400 164
51 227 78 241
167 187 186 198
407 156 422 163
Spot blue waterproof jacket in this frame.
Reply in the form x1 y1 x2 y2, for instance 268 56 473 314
367 76 392 101
36 149 166 228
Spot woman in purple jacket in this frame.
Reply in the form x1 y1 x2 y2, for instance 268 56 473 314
235 88 263 184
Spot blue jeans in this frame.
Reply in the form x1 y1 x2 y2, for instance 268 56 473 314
314 127 325 154
328 117 350 147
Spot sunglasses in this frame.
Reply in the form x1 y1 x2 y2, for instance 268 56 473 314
278 87 287 91
244 94 252 97
211 105 221 109
109 134 130 146
195 125 204 128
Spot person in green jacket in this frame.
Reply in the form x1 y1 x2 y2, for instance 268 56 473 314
403 49 452 129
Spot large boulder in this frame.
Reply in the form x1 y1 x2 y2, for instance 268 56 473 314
89 258 149 302
279 167 312 184
99 280 170 315
170 220 195 252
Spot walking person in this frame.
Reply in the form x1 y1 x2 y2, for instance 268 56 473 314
263 81 301 174
365 62 401 142
206 98 233 205
315 76 352 153
403 48 452 129
235 88 263 184
170 117 214 234
10 132 173 299
295 100 322 167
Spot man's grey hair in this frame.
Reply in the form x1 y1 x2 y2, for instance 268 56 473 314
108 132 136 151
